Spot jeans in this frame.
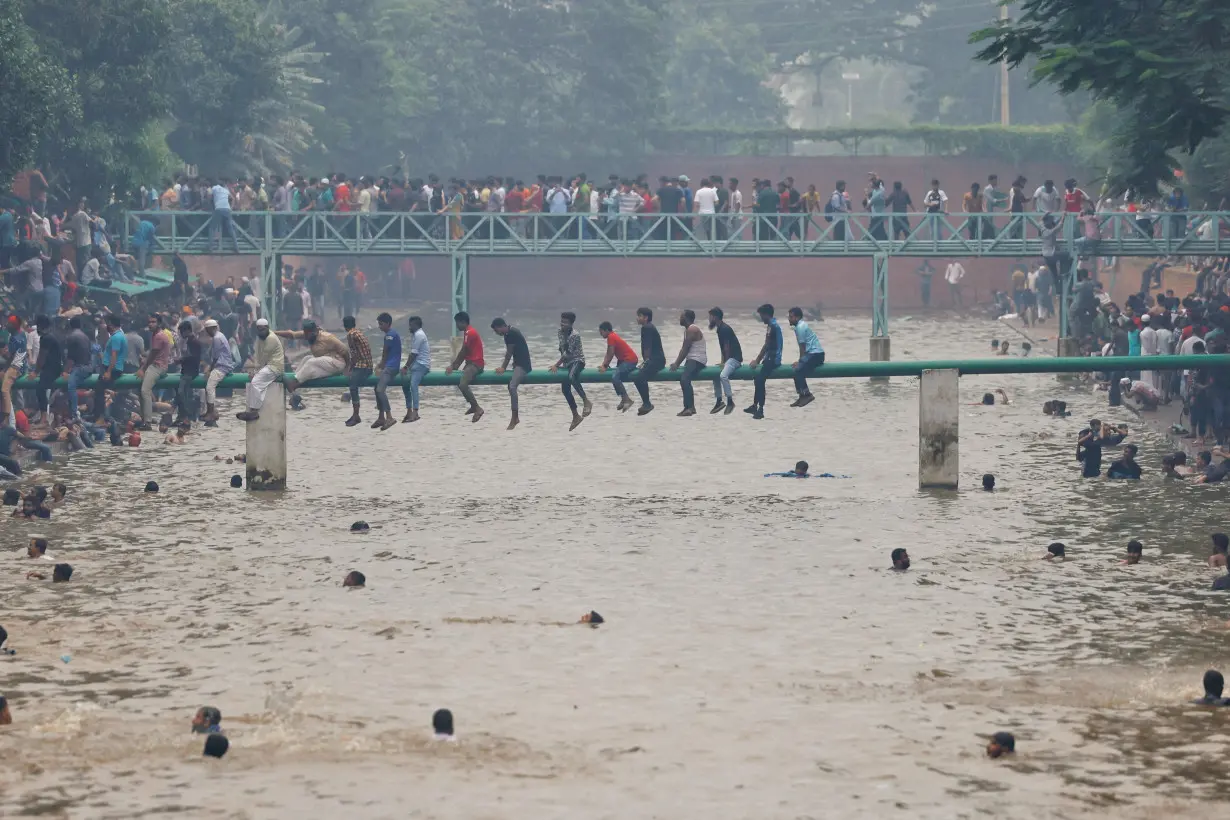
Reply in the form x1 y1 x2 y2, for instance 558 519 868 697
793 351 825 395
610 360 636 399
43 284 61 317
714 358 740 400
679 359 704 409
211 208 240 252
561 360 587 413
177 371 199 419
348 366 372 405
754 360 779 407
458 362 482 408
508 366 528 416
374 366 396 413
402 362 428 409
135 245 149 277
141 364 166 422
634 362 664 406
66 365 92 419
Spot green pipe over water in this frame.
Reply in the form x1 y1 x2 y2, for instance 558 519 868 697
15 355 1228 390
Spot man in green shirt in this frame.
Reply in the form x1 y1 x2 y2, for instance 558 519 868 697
236 318 286 422
755 180 780 240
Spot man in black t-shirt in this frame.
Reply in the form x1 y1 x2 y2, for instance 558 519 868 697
708 307 742 413
656 178 684 240
491 317 532 430
633 307 666 414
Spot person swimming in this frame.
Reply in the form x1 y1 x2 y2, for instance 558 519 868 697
144 481 158 493
1045 543 1065 561
982 474 995 491
432 708 455 741
1193 670 1230 706
977 389 1010 406
891 548 910 570
986 731 1015 758
343 570 366 588
26 563 72 581
580 610 605 625
990 339 999 351
2 489 19 506
27 538 47 558
1106 444 1142 479
1211 533 1228 568
350 521 370 533
203 733 229 758
0 695 11 725
1123 540 1143 565
791 461 809 476
0 625 10 656
192 706 222 734
230 475 243 488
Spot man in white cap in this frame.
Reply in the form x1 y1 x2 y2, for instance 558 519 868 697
1138 313 1159 391
202 318 235 424
1121 376 1161 410
236 318 284 422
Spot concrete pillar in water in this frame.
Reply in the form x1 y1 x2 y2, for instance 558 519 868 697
1056 336 1080 357
918 368 959 489
246 383 286 490
869 336 891 382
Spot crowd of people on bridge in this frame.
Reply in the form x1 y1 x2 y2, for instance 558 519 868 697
118 166 1222 247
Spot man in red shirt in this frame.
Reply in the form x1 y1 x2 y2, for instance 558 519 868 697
445 310 484 422
333 174 352 212
1063 178 1089 213
597 320 639 412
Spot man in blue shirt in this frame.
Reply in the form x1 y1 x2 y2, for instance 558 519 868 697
373 311 402 430
93 314 128 424
747 303 783 420
129 217 157 276
788 307 825 407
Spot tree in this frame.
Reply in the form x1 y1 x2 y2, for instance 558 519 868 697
0 0 78 192
972 0 1230 193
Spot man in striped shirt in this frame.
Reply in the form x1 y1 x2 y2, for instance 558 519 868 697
549 311 590 430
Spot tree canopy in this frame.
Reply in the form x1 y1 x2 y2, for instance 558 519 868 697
973 0 1230 193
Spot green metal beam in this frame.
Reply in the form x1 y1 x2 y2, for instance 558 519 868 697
24 355 1225 391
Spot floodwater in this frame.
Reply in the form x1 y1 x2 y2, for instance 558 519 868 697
3 308 1230 820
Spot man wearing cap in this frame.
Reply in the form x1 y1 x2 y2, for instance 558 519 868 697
202 319 234 423
236 318 284 422
275 320 349 398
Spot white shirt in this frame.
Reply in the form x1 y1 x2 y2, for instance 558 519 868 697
589 189 600 213
357 188 374 213
211 185 232 210
1139 325 1158 356
730 189 743 213
26 329 39 368
945 262 965 284
1033 186 1062 212
1155 326 1175 355
244 293 260 318
1182 334 1204 357
300 290 312 316
694 186 718 214
410 328 431 369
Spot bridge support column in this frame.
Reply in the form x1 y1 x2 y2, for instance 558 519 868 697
918 368 959 490
246 383 286 490
450 253 469 355
870 253 890 381
260 252 279 328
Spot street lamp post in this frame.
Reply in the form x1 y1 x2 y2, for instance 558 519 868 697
841 72 860 120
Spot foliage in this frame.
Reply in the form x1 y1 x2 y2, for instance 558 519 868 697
972 0 1230 194
647 124 1078 165
0 0 78 192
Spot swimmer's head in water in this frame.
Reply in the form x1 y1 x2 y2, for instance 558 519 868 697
1043 401 1054 415
144 481 158 493
1126 540 1143 564
3 489 19 506
343 570 365 588
580 610 605 625
1205 670 1225 698
28 538 47 557
350 521 370 533
986 731 1015 758
52 563 72 582
0 695 10 725
891 548 910 570
203 733 229 758
981 393 995 405
1123 444 1138 459
1046 543 1065 560
433 708 454 737
794 461 809 475
1214 533 1229 555
991 339 999 349
230 475 242 488
192 706 222 733
1000 341 1009 353
982 474 995 491
1022 342 1032 354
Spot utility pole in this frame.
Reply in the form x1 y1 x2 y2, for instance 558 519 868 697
999 2 1011 126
